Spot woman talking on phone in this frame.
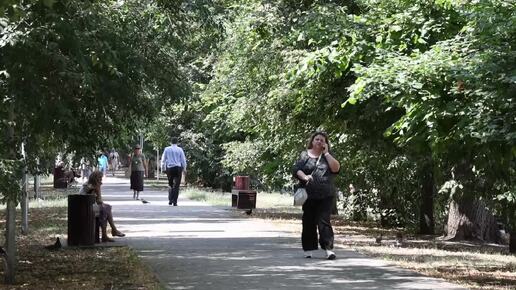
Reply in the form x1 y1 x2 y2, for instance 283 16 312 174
293 131 340 259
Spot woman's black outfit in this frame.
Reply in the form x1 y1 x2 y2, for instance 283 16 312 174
293 151 339 251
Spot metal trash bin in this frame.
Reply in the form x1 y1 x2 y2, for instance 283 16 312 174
236 190 257 210
67 194 95 246
234 176 250 190
231 176 256 213
232 194 238 207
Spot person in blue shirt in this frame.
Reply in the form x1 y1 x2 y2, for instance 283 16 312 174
97 151 109 177
161 137 187 206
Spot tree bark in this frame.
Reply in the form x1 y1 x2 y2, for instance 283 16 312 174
331 195 338 215
21 166 28 235
5 200 17 284
510 230 516 254
4 104 17 284
419 159 435 234
34 174 41 199
34 158 41 199
445 198 500 243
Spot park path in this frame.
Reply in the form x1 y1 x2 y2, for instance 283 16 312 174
100 177 467 290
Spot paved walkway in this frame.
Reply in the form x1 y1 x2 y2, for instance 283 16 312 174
100 177 466 290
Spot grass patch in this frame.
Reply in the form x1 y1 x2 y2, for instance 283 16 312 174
183 188 231 207
145 179 170 188
340 232 516 290
330 220 515 290
183 187 301 212
0 196 162 289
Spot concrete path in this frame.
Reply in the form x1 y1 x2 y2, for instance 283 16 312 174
100 177 467 290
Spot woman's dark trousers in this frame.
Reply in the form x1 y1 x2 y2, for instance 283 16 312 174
302 196 334 251
166 166 182 205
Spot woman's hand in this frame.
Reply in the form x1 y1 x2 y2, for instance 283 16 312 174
323 143 329 155
304 175 313 183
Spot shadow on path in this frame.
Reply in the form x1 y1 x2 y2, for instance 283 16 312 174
100 177 466 290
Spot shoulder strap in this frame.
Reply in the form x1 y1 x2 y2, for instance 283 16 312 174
310 154 322 175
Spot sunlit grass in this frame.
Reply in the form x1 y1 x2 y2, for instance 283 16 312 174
29 198 67 208
348 244 516 289
0 193 68 210
183 187 297 209
353 245 516 268
255 191 294 208
145 178 170 187
183 188 231 206
25 174 53 186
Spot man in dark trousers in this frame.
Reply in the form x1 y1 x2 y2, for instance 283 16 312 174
161 137 187 206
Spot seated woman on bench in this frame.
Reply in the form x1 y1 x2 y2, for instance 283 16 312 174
80 171 125 242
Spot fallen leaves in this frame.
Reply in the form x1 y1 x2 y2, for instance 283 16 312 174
245 209 516 290
0 206 160 289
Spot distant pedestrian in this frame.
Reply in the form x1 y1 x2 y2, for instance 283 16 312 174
161 137 187 206
109 149 119 176
293 131 340 260
129 144 147 200
80 157 92 182
97 152 108 177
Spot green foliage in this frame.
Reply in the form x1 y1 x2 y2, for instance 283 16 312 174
2 0 514 231
181 130 231 190
348 0 515 225
0 159 22 203
222 141 261 176
0 0 187 200
195 0 515 230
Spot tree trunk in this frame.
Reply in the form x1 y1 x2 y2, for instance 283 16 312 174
445 198 500 243
419 159 435 234
331 195 338 215
34 158 41 199
510 230 516 254
156 149 160 180
34 174 41 199
4 104 17 284
5 200 16 284
21 166 28 235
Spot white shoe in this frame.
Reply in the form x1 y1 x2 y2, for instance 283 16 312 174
325 249 336 260
304 251 312 258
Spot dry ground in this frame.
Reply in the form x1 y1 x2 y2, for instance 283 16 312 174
248 207 516 290
186 189 516 289
0 187 161 290
0 185 514 289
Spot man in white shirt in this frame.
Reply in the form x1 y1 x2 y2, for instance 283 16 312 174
161 137 187 206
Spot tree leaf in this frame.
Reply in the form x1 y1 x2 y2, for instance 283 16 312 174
43 0 57 8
